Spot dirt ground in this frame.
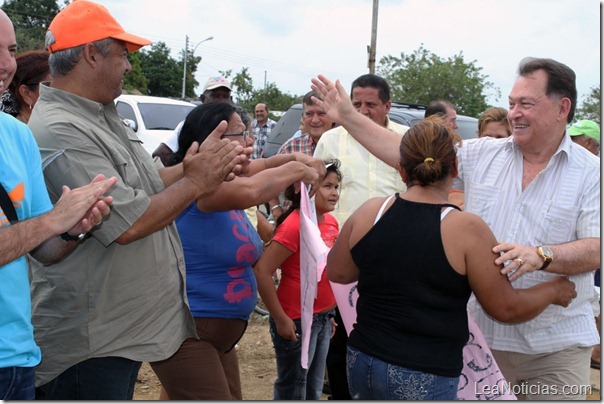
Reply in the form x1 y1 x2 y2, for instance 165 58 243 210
133 313 601 401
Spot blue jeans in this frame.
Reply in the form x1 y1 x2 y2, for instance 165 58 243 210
0 366 35 400
269 312 332 400
35 356 142 400
346 345 459 400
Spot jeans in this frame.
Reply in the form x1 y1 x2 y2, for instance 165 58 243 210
346 345 459 400
326 307 352 399
270 312 332 400
35 356 142 400
0 366 35 400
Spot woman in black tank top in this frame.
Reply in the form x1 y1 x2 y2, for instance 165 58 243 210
326 117 576 400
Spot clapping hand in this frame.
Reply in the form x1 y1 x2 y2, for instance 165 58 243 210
55 174 117 237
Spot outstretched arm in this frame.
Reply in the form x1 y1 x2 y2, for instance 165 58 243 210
311 75 401 168
198 161 320 213
116 121 249 244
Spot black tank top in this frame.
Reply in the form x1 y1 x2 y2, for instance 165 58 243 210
349 195 471 377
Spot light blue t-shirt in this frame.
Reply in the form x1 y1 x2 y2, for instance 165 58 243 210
0 112 52 368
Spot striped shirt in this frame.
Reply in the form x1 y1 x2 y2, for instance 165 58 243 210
251 118 276 159
453 135 600 354
277 133 316 156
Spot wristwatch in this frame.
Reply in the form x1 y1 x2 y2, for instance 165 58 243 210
60 232 86 242
536 246 553 270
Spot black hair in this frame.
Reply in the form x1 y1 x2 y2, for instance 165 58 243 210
275 159 343 229
168 102 237 166
350 74 390 103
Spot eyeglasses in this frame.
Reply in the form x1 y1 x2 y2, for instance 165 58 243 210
221 131 250 141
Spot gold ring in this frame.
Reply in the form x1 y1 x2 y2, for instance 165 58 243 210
93 220 102 226
516 258 524 266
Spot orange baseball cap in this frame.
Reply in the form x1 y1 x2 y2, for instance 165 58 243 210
46 0 151 53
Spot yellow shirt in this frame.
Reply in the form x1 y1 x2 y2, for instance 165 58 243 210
314 118 408 227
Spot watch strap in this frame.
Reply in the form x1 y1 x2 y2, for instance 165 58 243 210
537 246 553 270
60 232 85 242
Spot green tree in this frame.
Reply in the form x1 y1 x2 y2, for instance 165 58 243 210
220 68 299 114
124 51 148 94
575 85 600 126
377 45 499 117
223 67 254 106
249 82 299 113
1 0 63 51
139 41 181 97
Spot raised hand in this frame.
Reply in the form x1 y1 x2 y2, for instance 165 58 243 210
310 75 355 125
182 120 249 197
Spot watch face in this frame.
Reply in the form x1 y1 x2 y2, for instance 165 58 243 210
541 246 553 259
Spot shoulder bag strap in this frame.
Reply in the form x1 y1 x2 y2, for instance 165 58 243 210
0 182 19 224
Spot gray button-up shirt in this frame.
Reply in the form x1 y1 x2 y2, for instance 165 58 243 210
28 85 196 386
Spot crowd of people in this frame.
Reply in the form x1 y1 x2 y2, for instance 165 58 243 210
0 0 600 401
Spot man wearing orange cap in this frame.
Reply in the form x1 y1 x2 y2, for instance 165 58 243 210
26 0 250 400
0 9 119 400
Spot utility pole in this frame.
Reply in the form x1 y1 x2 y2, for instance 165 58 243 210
181 35 189 99
368 0 379 74
181 36 213 99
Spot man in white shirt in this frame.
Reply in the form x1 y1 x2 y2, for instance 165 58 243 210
309 57 600 400
455 58 599 401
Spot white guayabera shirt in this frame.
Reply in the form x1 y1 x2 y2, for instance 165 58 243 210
454 135 600 354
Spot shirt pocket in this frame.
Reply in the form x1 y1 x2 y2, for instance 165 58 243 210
466 182 499 229
109 145 143 190
542 203 578 245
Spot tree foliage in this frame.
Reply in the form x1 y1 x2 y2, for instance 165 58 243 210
377 45 499 117
1 0 63 51
124 51 148 94
223 67 254 105
251 82 300 113
575 85 600 126
222 68 299 115
138 42 182 97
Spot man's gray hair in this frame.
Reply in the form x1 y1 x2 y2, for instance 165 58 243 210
48 38 114 76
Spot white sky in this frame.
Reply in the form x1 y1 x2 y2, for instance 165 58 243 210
46 0 604 111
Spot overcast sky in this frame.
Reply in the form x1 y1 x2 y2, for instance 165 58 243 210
70 0 603 110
